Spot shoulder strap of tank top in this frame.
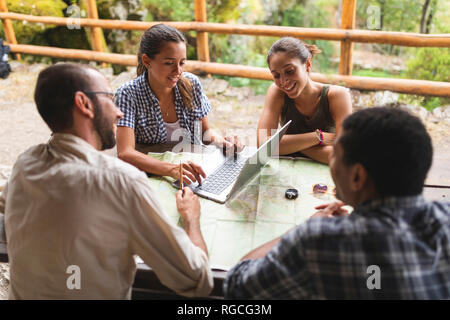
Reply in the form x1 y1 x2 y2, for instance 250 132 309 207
321 85 330 101
281 94 294 115
318 85 330 109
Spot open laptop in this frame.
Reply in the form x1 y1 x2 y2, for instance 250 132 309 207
173 120 292 203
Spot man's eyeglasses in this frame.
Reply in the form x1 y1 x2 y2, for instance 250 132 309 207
83 91 116 101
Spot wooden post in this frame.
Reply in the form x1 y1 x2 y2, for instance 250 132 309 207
339 0 356 75
85 0 107 67
194 0 210 62
86 0 103 52
0 0 20 59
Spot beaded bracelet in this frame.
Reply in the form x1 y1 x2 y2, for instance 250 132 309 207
315 129 323 146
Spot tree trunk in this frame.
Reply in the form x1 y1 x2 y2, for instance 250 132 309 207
425 0 437 34
420 0 431 33
378 0 385 31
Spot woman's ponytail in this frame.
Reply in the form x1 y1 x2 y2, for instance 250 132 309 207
304 43 321 59
136 50 146 77
177 76 194 110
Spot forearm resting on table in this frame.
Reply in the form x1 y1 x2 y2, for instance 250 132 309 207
277 133 319 155
183 218 208 256
118 148 174 176
240 236 281 261
301 145 333 164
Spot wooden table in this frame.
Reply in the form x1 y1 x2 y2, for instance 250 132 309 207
1 143 449 299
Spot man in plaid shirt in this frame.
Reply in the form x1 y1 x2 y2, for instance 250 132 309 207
224 107 450 299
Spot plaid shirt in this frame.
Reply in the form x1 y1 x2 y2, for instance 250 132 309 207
224 195 450 299
116 72 211 144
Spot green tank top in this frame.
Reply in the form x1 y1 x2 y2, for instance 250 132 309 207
280 85 335 135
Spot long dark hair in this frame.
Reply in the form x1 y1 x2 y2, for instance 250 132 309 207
137 24 194 109
267 37 321 65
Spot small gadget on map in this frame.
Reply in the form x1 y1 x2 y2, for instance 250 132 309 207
285 188 299 200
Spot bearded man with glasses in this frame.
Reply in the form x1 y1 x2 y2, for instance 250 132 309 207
0 63 213 299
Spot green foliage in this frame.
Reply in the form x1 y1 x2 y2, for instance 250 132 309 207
207 0 241 23
399 93 450 111
87 0 146 73
433 0 450 33
356 0 447 55
356 0 423 32
265 0 338 73
0 0 94 60
143 0 193 22
7 0 67 17
406 47 450 83
353 69 405 78
0 0 67 43
1 0 447 106
42 26 90 49
227 77 271 95
422 97 444 111
405 47 450 110
213 35 264 66
262 0 306 26
140 0 195 59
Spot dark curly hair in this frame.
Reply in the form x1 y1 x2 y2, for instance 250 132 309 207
339 107 433 197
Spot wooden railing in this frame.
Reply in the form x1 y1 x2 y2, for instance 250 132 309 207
1 0 449 97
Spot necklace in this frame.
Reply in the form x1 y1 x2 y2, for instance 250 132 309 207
161 106 169 118
160 102 172 120
159 91 175 119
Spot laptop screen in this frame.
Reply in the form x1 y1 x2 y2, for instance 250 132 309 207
228 120 292 197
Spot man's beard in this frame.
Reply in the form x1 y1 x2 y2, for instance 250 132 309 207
93 102 116 151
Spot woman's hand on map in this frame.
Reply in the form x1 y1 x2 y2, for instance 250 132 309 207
310 201 349 218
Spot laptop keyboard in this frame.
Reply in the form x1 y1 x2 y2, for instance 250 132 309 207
197 158 246 195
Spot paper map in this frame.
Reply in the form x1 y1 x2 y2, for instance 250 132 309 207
146 151 341 269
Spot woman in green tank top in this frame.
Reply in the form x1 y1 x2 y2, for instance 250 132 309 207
257 37 352 164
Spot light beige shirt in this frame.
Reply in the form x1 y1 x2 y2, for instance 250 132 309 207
0 133 213 299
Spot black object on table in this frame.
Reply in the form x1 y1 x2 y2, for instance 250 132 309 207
285 188 299 200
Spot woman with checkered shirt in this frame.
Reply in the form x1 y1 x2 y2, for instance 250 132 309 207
115 24 242 184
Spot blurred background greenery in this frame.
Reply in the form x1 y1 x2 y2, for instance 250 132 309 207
0 0 449 109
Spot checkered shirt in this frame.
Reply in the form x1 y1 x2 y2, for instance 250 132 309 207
224 195 450 299
116 72 211 144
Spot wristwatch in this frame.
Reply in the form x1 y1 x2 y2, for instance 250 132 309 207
315 129 323 146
